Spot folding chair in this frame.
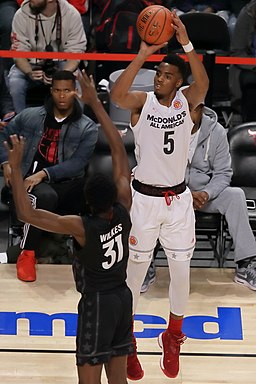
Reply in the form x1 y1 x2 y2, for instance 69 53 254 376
224 122 256 262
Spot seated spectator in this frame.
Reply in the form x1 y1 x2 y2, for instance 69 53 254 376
0 58 15 130
0 70 98 282
142 104 256 292
9 0 87 114
229 0 256 122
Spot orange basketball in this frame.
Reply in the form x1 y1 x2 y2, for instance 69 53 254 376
136 5 174 45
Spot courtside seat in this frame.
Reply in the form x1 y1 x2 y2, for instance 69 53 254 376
1 185 75 264
168 12 230 53
194 211 226 267
228 122 256 232
223 122 256 263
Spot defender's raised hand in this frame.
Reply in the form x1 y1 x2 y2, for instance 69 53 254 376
76 70 99 107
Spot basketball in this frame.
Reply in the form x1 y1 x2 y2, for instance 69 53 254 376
136 5 174 45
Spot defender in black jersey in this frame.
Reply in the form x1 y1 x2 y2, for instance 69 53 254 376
6 71 133 384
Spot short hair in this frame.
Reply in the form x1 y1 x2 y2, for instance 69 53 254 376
161 54 187 82
52 70 76 85
85 174 117 214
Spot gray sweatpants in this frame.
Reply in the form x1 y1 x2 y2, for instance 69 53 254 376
200 187 256 263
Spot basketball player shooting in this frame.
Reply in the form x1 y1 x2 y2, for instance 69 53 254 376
110 9 209 380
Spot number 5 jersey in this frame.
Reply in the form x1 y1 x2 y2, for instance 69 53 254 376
131 89 193 187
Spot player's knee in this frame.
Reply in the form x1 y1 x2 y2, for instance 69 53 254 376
129 249 154 263
165 247 194 262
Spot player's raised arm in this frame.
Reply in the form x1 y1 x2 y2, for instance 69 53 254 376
5 135 84 243
171 11 209 107
110 40 166 112
77 71 132 211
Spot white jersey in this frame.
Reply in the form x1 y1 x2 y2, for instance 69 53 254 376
131 89 193 187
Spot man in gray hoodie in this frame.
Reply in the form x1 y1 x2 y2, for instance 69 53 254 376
8 0 87 113
142 104 256 292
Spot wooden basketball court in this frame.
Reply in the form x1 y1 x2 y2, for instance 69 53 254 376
0 264 255 383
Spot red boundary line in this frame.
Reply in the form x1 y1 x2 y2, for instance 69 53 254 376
0 50 256 65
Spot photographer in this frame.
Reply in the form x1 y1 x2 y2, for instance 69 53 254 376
8 0 87 113
28 58 59 86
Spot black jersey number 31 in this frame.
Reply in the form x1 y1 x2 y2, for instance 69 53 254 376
102 234 124 269
163 131 174 154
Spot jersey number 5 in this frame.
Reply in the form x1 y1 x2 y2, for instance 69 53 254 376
102 234 124 269
163 131 174 154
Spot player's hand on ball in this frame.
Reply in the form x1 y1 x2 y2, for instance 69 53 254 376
171 10 190 46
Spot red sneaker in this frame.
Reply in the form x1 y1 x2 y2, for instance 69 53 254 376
16 250 36 282
158 330 186 378
127 334 144 380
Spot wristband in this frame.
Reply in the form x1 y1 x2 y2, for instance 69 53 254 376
182 41 194 53
1 161 9 170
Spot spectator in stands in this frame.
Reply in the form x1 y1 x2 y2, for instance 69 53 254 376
0 58 15 130
9 0 87 114
229 0 256 122
0 70 98 283
0 0 19 72
142 104 256 293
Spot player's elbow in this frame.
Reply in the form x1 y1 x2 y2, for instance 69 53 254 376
110 86 129 108
16 207 33 224
110 88 122 106
202 75 210 93
205 77 210 92
16 210 27 223
197 79 209 101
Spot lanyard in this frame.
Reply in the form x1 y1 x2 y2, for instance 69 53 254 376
35 0 61 52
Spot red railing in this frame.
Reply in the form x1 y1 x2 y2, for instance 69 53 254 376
0 50 256 65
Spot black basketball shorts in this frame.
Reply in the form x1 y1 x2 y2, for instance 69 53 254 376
76 285 134 366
